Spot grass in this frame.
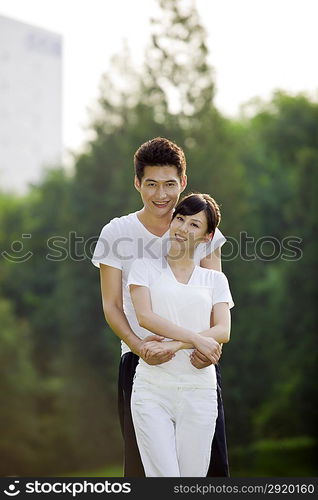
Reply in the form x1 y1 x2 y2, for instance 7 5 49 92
229 436 317 477
56 465 123 477
55 437 317 477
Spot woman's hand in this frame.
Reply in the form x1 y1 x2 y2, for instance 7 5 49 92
192 334 222 364
190 345 222 368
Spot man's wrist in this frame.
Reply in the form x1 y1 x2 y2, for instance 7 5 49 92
170 340 183 352
128 337 143 357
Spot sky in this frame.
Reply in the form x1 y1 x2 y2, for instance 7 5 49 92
0 0 317 161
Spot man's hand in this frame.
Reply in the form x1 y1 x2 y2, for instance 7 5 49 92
190 342 222 369
138 336 177 365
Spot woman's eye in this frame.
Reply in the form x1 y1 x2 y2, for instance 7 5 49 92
192 223 199 228
176 216 183 221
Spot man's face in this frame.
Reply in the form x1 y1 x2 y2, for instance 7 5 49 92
134 165 187 218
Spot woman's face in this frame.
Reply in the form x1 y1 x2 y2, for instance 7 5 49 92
169 210 212 254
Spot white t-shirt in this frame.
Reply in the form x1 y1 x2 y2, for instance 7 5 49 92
91 211 227 356
127 257 234 388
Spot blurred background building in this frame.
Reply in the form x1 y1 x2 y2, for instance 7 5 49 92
0 14 62 194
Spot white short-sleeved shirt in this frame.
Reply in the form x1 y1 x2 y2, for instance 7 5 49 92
127 257 234 388
92 211 227 356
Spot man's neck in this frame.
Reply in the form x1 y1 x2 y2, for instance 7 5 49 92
137 208 172 237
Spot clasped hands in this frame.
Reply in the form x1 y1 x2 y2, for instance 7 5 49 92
139 334 222 369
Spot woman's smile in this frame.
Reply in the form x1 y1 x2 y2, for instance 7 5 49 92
174 232 187 242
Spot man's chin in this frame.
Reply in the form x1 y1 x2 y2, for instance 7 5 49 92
151 204 174 216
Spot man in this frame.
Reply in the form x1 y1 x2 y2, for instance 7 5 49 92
92 137 229 477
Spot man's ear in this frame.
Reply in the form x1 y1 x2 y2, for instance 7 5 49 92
180 174 187 193
134 175 141 192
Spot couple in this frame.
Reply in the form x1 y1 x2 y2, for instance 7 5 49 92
92 137 234 477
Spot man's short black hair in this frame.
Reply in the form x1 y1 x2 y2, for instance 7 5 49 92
134 137 186 182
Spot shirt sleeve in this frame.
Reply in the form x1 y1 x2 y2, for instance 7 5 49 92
91 220 122 270
127 259 149 288
212 272 234 309
200 227 227 259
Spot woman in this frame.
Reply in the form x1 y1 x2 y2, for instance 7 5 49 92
127 193 234 477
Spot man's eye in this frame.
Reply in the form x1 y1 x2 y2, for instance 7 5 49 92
167 183 176 187
147 183 155 187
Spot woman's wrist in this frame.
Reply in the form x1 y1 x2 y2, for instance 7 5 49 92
191 332 201 348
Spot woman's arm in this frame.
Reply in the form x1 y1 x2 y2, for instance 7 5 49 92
130 284 226 362
198 302 231 344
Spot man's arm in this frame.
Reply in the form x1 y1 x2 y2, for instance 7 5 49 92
99 264 175 364
200 246 222 272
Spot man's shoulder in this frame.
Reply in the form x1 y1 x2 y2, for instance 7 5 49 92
100 212 137 234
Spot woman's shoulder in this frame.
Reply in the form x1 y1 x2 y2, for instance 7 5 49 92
133 257 164 270
197 266 225 276
196 267 228 285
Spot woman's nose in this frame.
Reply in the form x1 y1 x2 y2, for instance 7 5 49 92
180 221 189 233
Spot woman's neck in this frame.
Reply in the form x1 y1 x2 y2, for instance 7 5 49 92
166 250 195 269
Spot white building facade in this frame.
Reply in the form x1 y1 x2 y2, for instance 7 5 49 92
0 15 62 194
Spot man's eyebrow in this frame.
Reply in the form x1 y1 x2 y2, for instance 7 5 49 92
144 178 177 183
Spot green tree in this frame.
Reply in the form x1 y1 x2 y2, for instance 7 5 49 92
232 92 318 443
0 298 37 475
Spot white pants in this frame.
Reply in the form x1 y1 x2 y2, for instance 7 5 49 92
131 381 218 477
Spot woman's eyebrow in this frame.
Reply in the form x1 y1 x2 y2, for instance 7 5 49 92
190 218 203 224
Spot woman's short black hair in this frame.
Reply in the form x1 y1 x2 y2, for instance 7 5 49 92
172 193 221 234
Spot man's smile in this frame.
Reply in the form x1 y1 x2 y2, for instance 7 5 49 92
152 201 170 208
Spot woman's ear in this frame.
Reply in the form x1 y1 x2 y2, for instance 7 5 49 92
204 231 214 242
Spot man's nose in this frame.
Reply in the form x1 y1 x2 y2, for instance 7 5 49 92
156 185 167 199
